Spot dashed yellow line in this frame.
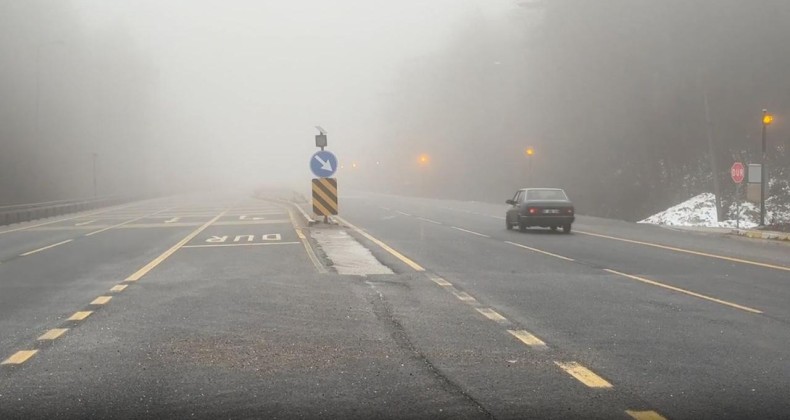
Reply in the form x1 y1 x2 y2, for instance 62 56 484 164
91 296 112 305
110 284 127 292
1 350 38 365
38 328 68 340
475 307 508 323
578 230 790 273
337 217 425 272
554 361 613 388
452 290 477 303
508 329 547 348
429 275 453 287
626 410 668 420
604 269 763 314
67 311 93 321
504 241 575 262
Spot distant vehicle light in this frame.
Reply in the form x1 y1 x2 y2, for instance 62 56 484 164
528 208 538 214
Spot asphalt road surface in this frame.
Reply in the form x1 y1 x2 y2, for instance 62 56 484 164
1 190 789 419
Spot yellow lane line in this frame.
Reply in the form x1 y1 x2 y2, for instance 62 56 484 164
182 242 300 249
67 311 93 321
429 275 453 287
626 410 668 420
475 307 508 323
504 241 575 262
85 207 172 236
91 296 112 305
38 328 68 340
451 227 491 238
110 284 127 292
125 210 227 282
452 290 477 303
508 329 547 348
19 239 73 256
578 230 790 272
283 206 327 274
0 202 138 235
554 361 613 388
1 350 38 365
604 269 763 314
336 216 425 272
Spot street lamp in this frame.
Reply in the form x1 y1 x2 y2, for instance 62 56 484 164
760 109 773 226
418 154 430 166
524 147 535 185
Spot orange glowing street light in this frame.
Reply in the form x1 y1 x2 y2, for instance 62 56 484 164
763 112 774 126
525 147 535 157
418 154 430 166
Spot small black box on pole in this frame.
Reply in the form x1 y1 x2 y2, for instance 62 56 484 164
315 134 327 149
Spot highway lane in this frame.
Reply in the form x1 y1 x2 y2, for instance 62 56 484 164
1 191 662 419
0 194 282 363
2 189 788 418
339 191 790 419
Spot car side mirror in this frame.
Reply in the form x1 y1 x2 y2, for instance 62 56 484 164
506 199 516 205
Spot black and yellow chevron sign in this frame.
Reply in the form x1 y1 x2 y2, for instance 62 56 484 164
312 178 338 216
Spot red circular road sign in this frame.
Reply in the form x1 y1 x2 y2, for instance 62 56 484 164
731 162 745 183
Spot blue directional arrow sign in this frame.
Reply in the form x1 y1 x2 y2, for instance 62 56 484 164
310 150 338 178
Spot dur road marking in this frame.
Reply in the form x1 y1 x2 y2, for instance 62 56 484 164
183 242 300 249
125 210 227 282
1 350 38 365
19 239 73 256
554 361 613 388
578 230 790 273
604 269 763 314
626 410 668 420
336 216 425 272
38 328 68 341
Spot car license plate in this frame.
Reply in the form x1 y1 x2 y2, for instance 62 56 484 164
544 209 559 214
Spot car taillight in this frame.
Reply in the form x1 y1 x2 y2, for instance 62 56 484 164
528 208 538 214
566 208 574 214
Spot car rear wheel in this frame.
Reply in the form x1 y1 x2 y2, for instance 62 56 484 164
562 224 571 234
550 226 558 232
506 218 513 230
519 223 527 232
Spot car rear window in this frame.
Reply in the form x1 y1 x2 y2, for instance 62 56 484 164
527 190 568 201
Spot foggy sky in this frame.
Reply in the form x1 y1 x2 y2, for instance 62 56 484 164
76 0 516 188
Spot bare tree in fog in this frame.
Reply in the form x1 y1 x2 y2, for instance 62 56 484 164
0 1 156 204
379 0 790 221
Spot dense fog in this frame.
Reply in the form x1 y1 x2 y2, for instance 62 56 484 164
2 1 788 221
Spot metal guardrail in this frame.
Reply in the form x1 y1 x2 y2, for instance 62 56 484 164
0 196 128 227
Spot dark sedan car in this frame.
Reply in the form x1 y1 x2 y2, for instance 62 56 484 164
505 188 575 233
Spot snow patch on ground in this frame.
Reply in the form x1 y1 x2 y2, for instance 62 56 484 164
639 193 761 228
